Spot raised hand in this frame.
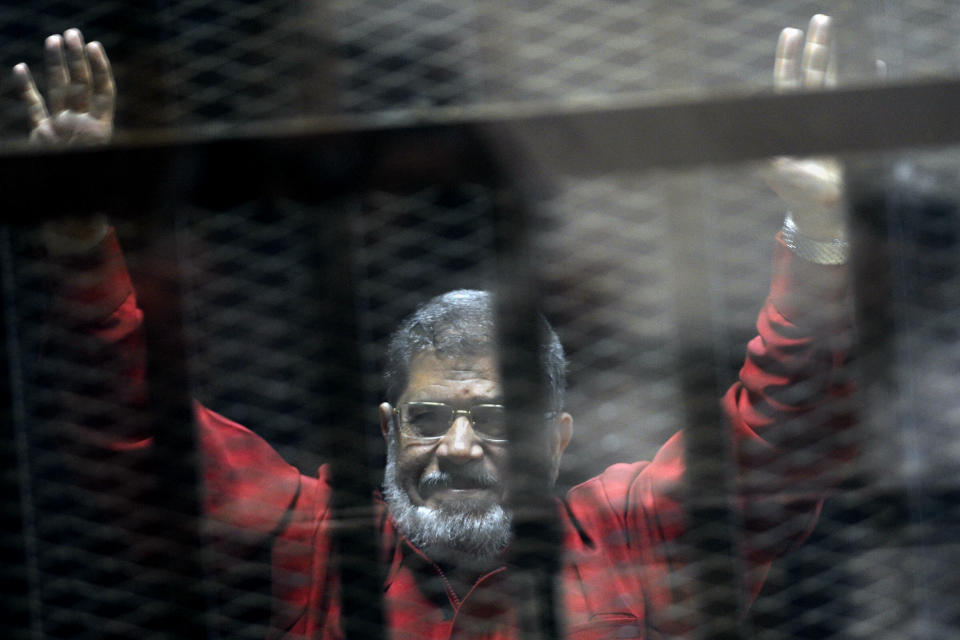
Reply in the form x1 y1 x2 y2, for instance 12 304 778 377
12 28 115 148
765 14 845 241
13 29 114 253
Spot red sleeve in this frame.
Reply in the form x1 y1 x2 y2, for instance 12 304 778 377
727 236 856 567
196 403 303 535
570 236 856 615
46 229 150 450
48 229 305 538
730 235 856 495
648 234 855 513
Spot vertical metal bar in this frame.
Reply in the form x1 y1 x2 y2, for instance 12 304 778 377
796 8 896 637
129 203 214 638
845 160 942 638
641 10 745 630
319 197 386 640
1 228 42 639
488 162 563 640
661 176 746 640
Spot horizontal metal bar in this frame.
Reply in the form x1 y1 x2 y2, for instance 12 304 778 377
488 77 960 175
3 76 959 176
4 78 960 225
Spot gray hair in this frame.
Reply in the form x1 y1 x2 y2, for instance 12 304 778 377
384 290 567 412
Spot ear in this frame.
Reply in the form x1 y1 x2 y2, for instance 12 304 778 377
552 412 573 458
379 402 394 440
547 412 573 484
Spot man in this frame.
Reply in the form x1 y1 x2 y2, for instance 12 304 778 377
16 15 854 639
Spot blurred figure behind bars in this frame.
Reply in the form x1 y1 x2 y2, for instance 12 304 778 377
11 14 864 640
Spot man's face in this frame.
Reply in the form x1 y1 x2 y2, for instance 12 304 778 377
379 350 572 560
388 351 508 513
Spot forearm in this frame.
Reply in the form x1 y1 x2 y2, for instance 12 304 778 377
727 233 857 562
41 213 110 256
41 227 151 450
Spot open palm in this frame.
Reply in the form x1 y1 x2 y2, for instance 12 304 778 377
13 28 115 253
12 28 114 147
766 15 845 240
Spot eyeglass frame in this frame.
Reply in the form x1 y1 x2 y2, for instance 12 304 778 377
392 401 559 444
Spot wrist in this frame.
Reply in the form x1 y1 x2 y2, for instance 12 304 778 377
785 206 847 240
781 212 849 265
42 214 110 256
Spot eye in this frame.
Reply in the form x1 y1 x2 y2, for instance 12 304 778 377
472 405 507 439
404 405 450 437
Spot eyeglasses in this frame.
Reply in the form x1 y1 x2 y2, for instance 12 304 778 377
394 401 509 443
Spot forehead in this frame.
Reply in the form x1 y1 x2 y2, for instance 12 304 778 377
402 351 501 402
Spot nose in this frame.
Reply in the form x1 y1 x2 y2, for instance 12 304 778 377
436 416 484 462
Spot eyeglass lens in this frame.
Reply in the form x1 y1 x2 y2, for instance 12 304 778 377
401 403 507 440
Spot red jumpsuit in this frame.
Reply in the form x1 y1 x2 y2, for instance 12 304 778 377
52 232 854 639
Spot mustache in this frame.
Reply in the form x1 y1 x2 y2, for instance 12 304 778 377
419 469 501 493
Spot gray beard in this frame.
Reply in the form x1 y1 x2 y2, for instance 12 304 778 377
383 434 512 568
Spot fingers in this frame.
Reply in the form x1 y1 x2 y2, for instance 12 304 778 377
44 34 69 113
13 29 113 145
63 28 93 113
11 63 49 129
39 29 100 114
774 28 803 92
774 15 834 93
801 14 832 89
87 41 115 121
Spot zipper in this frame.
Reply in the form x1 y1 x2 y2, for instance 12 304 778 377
434 564 462 610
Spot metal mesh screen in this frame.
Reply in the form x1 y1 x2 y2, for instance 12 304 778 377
2 1 960 639
3 1 960 135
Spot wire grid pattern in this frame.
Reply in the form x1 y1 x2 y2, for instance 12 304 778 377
2 154 942 639
156 0 336 123
0 2 959 640
2 1 960 135
533 174 685 472
174 154 957 639
870 1 960 81
178 203 333 474
178 201 334 640
3 234 176 638
850 150 960 640
757 148 960 640
331 0 487 111
166 187 499 639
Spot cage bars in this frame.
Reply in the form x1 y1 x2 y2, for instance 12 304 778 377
1 70 959 637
